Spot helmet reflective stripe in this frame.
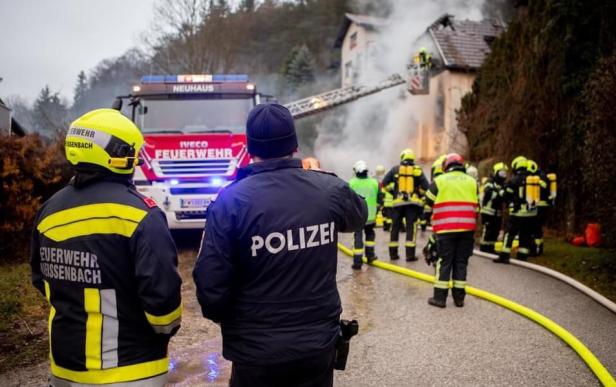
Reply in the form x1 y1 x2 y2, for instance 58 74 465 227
527 160 538 174
67 127 112 149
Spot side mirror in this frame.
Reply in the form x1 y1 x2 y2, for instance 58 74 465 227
111 98 123 111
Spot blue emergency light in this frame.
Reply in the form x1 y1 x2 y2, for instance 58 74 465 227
141 74 249 84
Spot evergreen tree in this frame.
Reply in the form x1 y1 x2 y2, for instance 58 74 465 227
32 85 68 135
284 44 316 90
72 70 88 116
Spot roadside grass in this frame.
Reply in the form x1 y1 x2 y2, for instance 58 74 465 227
532 237 616 303
0 263 49 374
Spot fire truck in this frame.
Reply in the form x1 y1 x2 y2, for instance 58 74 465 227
113 74 259 229
113 64 427 229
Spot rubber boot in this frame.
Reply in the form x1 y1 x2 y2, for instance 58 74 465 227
351 256 362 270
405 246 417 262
452 288 465 307
428 288 447 308
492 252 510 264
389 246 399 260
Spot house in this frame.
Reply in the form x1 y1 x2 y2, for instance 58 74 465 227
333 13 387 87
413 14 504 160
0 97 27 137
333 13 504 160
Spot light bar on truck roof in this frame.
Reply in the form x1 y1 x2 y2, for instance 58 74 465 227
140 74 249 84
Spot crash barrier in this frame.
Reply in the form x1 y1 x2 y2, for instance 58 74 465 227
473 250 616 315
423 226 616 315
337 243 616 387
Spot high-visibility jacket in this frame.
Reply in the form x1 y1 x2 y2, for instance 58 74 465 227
31 175 182 385
382 164 429 207
425 169 478 234
480 178 505 217
349 176 380 224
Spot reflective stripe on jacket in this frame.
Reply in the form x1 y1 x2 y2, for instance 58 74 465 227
425 170 478 234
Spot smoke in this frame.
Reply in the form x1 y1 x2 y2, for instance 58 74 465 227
312 0 486 179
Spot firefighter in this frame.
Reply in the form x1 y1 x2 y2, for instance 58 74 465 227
425 153 478 308
382 148 430 261
479 162 508 253
193 104 367 387
493 156 538 263
349 160 381 269
417 47 432 69
381 174 394 232
30 109 182 387
420 154 447 231
374 164 386 227
527 159 550 256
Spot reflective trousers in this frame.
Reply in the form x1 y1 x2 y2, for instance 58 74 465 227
479 214 502 254
49 374 167 387
229 347 336 387
382 207 393 231
433 231 474 302
500 215 536 261
531 206 549 255
389 205 420 259
353 223 376 266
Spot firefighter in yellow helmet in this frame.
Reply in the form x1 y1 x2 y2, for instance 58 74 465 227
420 154 446 231
493 156 538 263
527 159 550 256
31 109 182 387
382 148 429 261
479 162 508 254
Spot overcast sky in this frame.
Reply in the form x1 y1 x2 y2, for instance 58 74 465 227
0 0 156 104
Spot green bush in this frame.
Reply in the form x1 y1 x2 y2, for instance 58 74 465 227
0 132 71 263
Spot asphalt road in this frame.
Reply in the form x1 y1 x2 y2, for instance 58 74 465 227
3 229 615 386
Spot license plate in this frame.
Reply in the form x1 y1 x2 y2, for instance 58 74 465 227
180 198 210 208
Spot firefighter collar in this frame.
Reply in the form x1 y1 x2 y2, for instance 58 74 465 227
237 158 302 180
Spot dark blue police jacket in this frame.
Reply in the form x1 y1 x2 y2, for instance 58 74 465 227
193 158 367 365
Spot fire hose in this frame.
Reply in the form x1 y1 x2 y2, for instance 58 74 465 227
337 243 616 387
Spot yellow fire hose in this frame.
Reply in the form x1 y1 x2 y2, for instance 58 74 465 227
338 243 616 386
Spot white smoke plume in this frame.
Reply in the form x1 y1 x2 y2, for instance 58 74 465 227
313 0 485 179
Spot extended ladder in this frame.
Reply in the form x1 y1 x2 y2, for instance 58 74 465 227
284 74 405 119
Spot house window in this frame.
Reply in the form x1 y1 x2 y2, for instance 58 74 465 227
350 32 357 49
345 61 353 79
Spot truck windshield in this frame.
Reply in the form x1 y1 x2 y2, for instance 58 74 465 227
136 98 253 134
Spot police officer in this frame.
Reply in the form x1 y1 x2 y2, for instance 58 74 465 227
494 156 538 263
382 148 429 261
349 160 381 269
424 153 478 308
479 162 508 253
193 104 367 387
31 109 182 387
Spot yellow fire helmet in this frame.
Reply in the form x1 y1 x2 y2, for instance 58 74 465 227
492 162 508 174
511 155 528 171
400 148 415 162
527 159 538 174
65 108 144 174
431 154 447 176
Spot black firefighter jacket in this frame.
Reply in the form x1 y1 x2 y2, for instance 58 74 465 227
193 158 367 365
30 174 182 385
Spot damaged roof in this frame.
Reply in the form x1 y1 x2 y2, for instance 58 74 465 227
428 14 504 70
334 13 388 48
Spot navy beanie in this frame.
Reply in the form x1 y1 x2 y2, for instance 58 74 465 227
246 104 298 159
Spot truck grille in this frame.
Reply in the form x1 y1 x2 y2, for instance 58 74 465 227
153 159 234 177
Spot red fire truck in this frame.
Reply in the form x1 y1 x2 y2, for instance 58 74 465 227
114 74 260 229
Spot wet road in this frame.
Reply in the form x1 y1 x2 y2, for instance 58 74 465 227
3 230 615 386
